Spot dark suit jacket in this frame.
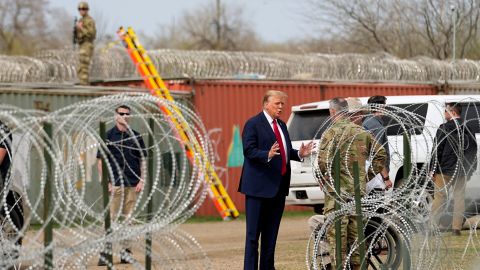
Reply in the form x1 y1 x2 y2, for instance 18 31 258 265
238 112 301 198
433 117 478 177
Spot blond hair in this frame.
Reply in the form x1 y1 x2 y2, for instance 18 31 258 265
263 90 287 106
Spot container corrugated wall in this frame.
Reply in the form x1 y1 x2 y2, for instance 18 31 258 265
444 82 480 95
0 84 191 111
163 79 438 216
322 82 438 99
2 80 478 218
0 84 194 223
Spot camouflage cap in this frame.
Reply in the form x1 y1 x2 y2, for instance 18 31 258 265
346 97 363 112
78 2 89 9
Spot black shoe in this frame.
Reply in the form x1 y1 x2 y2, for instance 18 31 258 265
438 226 450 232
120 249 133 264
452 229 461 236
97 253 108 266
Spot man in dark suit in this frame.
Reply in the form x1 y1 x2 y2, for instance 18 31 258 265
239 90 314 270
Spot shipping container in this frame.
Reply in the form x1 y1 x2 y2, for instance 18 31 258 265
97 79 439 216
443 81 480 95
3 78 466 217
0 83 194 223
0 83 191 111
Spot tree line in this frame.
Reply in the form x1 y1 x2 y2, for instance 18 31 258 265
1 0 479 60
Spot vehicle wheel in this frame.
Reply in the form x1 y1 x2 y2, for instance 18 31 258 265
365 219 406 269
314 205 324 214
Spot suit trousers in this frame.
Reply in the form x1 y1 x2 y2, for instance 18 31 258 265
244 192 286 270
431 174 466 231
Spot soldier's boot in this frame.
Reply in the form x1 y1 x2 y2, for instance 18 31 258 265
97 252 108 266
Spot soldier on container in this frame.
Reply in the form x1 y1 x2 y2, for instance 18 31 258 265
75 2 96 85
317 97 386 270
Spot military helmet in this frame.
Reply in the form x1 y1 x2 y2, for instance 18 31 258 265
78 2 89 10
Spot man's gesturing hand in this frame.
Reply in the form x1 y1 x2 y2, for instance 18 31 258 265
299 141 315 158
268 141 280 159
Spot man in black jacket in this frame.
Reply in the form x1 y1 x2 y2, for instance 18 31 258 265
431 102 477 236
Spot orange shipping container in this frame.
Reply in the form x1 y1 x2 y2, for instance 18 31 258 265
97 79 438 217
166 79 438 217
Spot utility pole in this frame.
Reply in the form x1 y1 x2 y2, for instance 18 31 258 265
216 0 221 49
451 4 456 62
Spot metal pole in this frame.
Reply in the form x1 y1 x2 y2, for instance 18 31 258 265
333 151 342 270
403 133 411 180
43 122 53 270
353 161 366 270
145 118 154 270
216 0 221 49
451 5 456 62
402 133 411 270
100 121 113 269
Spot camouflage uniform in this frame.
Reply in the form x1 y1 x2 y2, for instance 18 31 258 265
317 118 386 269
76 13 96 85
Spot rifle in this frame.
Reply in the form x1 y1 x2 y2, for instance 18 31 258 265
73 17 78 47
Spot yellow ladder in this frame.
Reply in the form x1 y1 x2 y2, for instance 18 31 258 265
116 27 239 220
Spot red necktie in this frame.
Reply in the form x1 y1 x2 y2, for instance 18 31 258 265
273 119 287 175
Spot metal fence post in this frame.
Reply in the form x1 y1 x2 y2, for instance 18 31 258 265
145 118 154 270
333 151 342 270
353 161 366 270
100 121 113 269
402 133 411 270
43 122 53 269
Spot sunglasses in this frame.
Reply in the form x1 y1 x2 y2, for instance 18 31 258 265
117 112 130 116
78 8 88 11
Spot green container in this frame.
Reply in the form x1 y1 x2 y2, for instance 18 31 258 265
0 83 194 225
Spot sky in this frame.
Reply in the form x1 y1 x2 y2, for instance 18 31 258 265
49 0 314 43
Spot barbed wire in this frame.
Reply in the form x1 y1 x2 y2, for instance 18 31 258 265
1 49 480 83
307 101 480 269
0 94 212 269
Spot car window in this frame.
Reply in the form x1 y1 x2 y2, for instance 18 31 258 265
288 109 331 141
384 103 428 136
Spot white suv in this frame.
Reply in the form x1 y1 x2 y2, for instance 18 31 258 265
286 95 480 216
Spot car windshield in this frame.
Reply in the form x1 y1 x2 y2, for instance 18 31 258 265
288 109 331 141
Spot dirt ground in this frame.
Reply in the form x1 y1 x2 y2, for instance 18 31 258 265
180 215 311 270
15 214 311 270
179 215 480 270
15 214 480 269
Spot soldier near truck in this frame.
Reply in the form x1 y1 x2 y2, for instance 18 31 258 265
75 2 96 85
317 97 386 270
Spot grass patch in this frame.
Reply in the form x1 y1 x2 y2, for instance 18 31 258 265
408 230 480 269
185 215 239 223
282 210 315 218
